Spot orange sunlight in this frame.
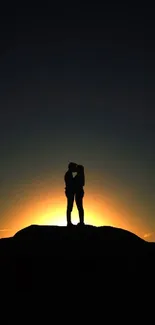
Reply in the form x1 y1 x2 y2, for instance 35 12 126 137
1 183 146 240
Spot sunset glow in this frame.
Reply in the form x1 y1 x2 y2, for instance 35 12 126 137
0 180 148 241
0 3 154 248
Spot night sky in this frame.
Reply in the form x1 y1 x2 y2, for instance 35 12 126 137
0 3 154 240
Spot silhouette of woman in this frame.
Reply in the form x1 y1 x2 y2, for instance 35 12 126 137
74 165 85 225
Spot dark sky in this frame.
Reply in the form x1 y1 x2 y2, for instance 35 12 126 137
0 2 155 240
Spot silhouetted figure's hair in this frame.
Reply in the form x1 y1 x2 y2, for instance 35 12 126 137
68 162 77 172
76 165 85 187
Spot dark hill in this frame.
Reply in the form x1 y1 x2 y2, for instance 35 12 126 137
0 224 155 292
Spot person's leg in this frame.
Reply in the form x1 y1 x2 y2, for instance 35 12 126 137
67 194 74 225
75 194 84 224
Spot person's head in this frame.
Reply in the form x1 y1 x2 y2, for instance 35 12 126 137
77 164 84 175
68 162 77 172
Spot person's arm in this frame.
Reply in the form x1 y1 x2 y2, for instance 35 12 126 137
81 166 85 186
83 174 85 186
64 172 68 186
83 172 85 187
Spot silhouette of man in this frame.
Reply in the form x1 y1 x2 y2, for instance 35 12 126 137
64 162 77 226
64 162 85 226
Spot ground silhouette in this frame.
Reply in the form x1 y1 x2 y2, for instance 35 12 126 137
1 223 155 295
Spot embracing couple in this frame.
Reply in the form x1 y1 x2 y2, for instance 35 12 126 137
64 162 85 226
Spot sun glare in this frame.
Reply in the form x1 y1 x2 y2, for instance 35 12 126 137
35 198 110 227
8 186 146 241
13 189 120 232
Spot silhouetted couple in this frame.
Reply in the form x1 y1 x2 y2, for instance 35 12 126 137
64 162 85 226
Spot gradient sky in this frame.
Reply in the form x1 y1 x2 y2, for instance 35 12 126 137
0 3 154 241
